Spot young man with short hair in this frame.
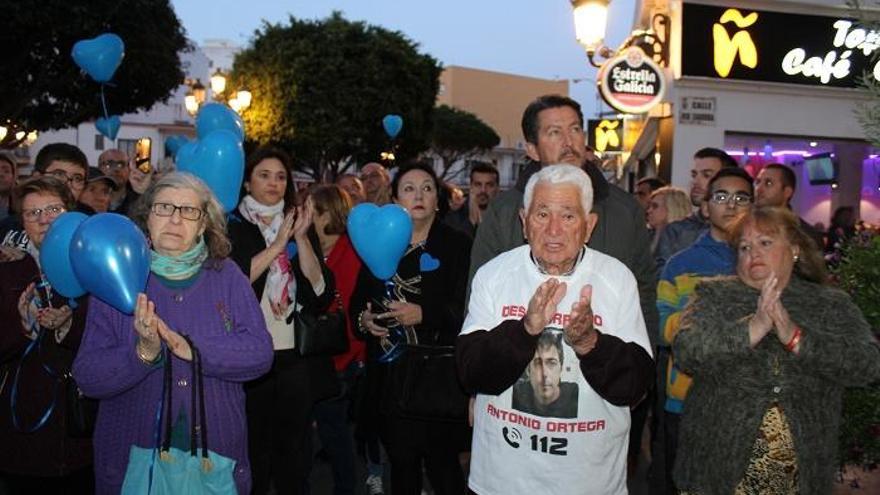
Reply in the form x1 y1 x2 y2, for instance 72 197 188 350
445 162 500 238
654 147 738 273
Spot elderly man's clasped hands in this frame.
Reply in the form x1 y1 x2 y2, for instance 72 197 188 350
524 278 598 355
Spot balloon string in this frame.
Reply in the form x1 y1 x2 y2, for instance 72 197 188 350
100 84 109 120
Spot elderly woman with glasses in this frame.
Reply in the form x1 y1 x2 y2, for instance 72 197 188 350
72 172 274 495
0 176 93 494
0 144 93 257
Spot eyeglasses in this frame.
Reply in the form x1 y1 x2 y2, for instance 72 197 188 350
22 204 66 223
99 160 127 171
150 202 204 221
48 169 86 185
709 191 752 207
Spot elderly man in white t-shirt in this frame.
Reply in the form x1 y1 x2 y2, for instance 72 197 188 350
456 164 654 495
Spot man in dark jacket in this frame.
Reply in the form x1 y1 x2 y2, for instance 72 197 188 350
469 94 658 346
445 162 500 239
754 163 824 250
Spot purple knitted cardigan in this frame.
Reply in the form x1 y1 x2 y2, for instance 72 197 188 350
72 259 273 494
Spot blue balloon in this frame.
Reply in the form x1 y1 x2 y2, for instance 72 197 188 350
382 114 403 139
175 140 198 165
196 103 245 142
95 115 121 140
71 33 125 83
71 213 149 314
347 203 412 280
40 212 88 298
165 135 191 156
176 130 245 212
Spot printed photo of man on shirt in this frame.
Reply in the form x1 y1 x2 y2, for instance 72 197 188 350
512 330 579 418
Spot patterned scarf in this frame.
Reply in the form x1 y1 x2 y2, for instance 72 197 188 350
150 238 208 279
238 194 294 307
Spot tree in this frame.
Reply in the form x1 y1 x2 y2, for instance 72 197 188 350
232 12 441 180
0 0 188 149
430 105 500 180
851 1 880 147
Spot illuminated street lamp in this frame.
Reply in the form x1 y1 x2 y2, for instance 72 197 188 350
236 90 252 110
210 68 227 97
572 0 610 55
184 92 200 116
184 71 251 116
571 0 669 68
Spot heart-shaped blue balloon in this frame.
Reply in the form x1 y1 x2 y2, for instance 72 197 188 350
95 116 121 140
176 140 198 165
164 135 191 156
419 252 441 272
176 129 245 212
71 213 149 314
40 212 88 298
347 203 412 280
196 103 245 142
71 33 125 83
382 114 403 139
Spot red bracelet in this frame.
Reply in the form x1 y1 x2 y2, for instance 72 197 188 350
784 326 802 352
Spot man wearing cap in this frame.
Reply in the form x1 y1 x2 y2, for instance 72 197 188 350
79 167 119 213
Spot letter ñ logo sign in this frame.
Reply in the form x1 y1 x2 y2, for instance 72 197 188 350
713 9 759 78
595 120 620 152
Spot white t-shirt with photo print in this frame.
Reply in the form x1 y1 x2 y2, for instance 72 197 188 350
461 245 651 495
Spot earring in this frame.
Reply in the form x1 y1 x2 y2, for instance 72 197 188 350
793 254 800 263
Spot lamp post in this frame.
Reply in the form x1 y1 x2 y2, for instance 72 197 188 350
570 0 670 68
571 0 611 66
183 70 252 117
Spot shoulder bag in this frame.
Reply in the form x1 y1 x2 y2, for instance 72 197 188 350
385 343 469 422
121 337 237 495
294 290 349 357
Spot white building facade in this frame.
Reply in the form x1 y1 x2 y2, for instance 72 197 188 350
26 41 240 175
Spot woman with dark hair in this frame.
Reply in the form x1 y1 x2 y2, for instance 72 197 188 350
351 162 471 495
0 177 92 494
672 206 880 494
227 146 337 495
73 172 274 494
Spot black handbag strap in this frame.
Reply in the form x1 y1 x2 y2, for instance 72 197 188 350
160 336 211 466
160 347 173 453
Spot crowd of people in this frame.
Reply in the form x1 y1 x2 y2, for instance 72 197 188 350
0 92 878 495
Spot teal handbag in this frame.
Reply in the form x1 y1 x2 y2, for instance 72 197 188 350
121 337 237 494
